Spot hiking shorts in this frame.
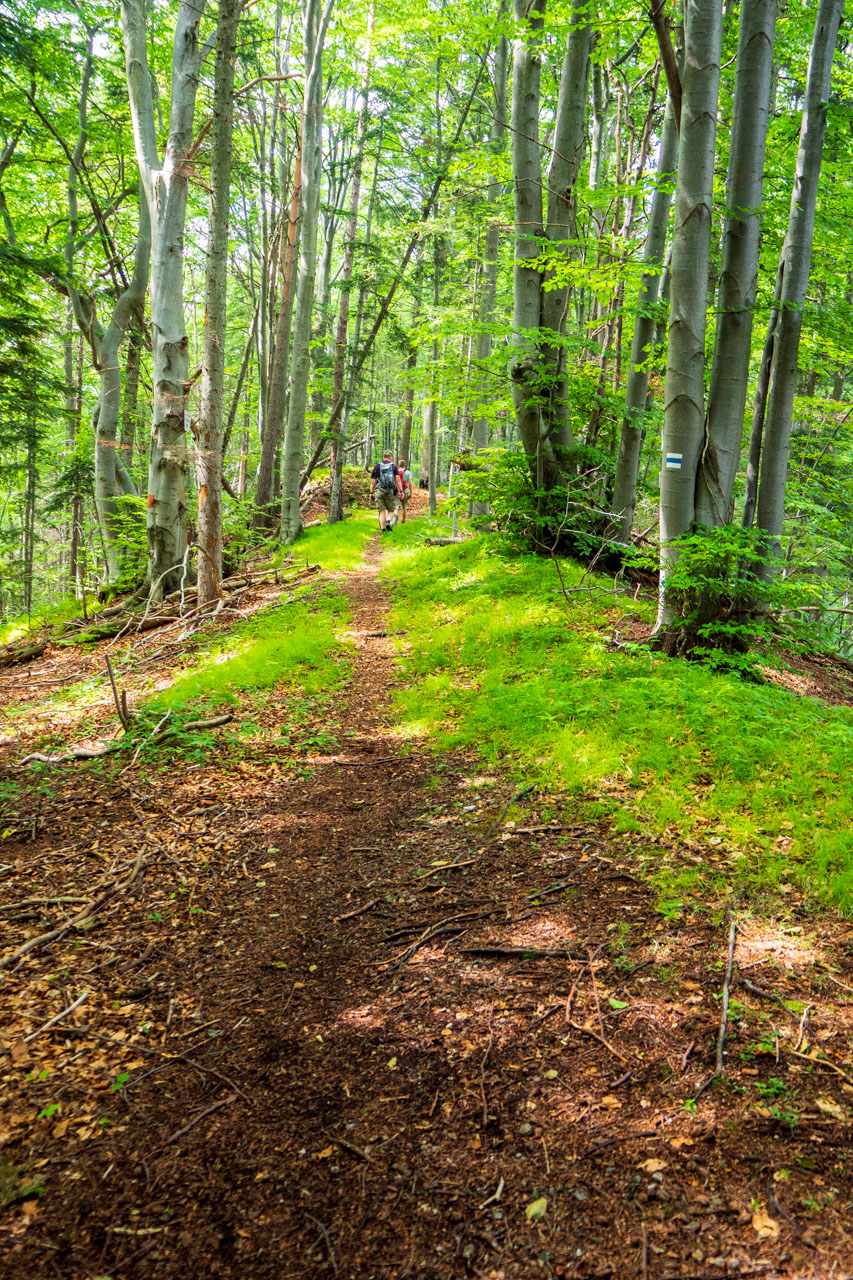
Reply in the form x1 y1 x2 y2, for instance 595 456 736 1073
375 489 396 512
398 491 410 506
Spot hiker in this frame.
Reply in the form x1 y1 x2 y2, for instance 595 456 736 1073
395 457 413 524
369 451 402 532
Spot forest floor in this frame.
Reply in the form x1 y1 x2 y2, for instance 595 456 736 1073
2 508 853 1279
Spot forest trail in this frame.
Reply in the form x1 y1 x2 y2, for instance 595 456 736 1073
2 529 853 1279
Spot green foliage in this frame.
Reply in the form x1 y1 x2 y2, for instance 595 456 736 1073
451 447 613 557
383 523 853 913
655 525 823 671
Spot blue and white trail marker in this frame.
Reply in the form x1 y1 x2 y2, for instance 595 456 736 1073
665 452 683 470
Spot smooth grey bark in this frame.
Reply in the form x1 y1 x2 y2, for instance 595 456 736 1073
329 0 374 524
119 330 142 472
695 0 777 529
280 0 335 544
197 0 240 605
753 0 844 574
255 131 301 523
121 0 210 594
610 94 679 539
510 0 592 484
657 0 722 629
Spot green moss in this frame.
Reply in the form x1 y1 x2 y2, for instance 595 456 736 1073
382 521 853 912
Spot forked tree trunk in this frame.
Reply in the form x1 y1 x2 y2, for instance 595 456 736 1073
510 0 593 485
695 0 777 529
753 0 844 576
121 0 210 594
197 0 240 605
656 0 722 631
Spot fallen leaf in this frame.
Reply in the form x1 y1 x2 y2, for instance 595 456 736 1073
751 1208 779 1239
638 1158 667 1173
815 1096 845 1120
316 1146 335 1160
601 1095 622 1109
525 1196 548 1222
669 1137 695 1150
10 1041 28 1065
608 998 628 1010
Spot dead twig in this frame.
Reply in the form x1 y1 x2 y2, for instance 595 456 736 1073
526 855 602 900
163 1094 236 1146
24 991 90 1044
335 898 380 922
484 783 535 839
480 1005 495 1125
412 857 478 881
695 908 737 1101
567 1018 628 1063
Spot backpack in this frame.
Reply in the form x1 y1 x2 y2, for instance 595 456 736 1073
377 460 396 492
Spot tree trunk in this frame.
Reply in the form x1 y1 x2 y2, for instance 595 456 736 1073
753 0 844 575
329 0 374 524
197 0 240 605
119 329 142 472
280 0 335 544
255 132 302 524
695 0 777 530
610 93 679 540
510 0 592 485
656 0 723 631
121 0 210 595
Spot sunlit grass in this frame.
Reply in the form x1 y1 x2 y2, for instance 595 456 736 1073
0 596 86 647
382 517 853 913
148 585 352 713
269 507 376 573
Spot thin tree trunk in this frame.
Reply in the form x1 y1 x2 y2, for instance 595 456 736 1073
695 0 777 529
255 131 302 523
197 0 240 605
329 0 374 524
610 94 679 539
280 0 335 543
753 0 844 575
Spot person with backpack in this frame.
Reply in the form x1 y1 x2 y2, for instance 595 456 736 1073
369 451 402 532
395 457 413 524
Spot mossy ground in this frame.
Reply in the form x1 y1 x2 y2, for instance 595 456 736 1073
382 514 853 914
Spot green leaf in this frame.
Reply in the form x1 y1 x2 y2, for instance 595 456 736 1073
609 997 628 1010
525 1196 548 1222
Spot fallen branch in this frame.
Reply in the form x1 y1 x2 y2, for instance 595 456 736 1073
19 713 233 768
0 640 47 668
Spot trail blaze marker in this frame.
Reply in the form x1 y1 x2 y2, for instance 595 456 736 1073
665 453 683 470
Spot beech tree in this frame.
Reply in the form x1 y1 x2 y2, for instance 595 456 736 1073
121 0 212 594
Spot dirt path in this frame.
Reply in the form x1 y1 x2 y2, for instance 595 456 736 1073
2 533 853 1279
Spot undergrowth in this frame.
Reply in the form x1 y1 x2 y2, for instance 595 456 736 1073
383 516 853 914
